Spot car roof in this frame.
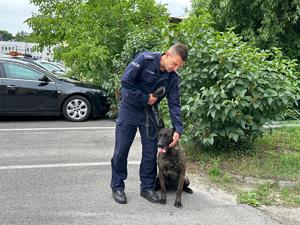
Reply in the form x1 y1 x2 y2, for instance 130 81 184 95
0 56 50 70
0 57 55 76
0 56 35 65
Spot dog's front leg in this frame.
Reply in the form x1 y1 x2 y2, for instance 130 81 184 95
158 170 167 204
174 171 185 208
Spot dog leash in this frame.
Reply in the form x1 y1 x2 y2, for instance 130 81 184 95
145 86 166 140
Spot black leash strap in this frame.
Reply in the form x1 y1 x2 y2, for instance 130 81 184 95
145 86 166 140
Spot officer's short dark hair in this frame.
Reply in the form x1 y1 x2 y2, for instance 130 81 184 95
170 43 188 61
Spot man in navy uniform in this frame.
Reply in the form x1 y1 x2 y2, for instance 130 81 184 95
110 43 188 204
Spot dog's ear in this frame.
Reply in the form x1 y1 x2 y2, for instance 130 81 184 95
158 118 165 130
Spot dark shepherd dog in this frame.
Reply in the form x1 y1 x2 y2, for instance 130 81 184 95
155 127 193 208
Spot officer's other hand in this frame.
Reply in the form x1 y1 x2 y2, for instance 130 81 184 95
169 132 180 148
148 94 158 105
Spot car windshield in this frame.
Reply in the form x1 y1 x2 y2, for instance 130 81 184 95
49 71 78 82
39 62 64 71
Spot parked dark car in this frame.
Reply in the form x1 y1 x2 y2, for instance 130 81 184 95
0 57 109 121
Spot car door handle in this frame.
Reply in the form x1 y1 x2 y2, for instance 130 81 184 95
6 85 16 89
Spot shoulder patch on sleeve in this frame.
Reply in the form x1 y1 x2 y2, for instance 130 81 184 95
131 61 141 68
144 53 155 60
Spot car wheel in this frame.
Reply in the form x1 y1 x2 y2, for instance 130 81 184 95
62 95 92 122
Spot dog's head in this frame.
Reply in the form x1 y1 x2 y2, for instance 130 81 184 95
157 128 174 154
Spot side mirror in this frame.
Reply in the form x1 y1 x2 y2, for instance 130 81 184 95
38 75 50 82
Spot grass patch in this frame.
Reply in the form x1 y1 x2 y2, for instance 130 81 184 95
184 126 300 207
229 127 300 180
207 158 221 181
258 126 300 153
279 185 300 206
237 183 300 207
207 158 234 184
238 183 275 207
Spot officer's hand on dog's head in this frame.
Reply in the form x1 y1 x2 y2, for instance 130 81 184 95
169 132 180 148
148 94 158 105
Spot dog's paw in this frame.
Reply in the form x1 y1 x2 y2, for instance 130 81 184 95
160 198 167 205
174 201 183 208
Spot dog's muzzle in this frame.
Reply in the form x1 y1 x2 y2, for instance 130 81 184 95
158 143 167 154
158 147 166 154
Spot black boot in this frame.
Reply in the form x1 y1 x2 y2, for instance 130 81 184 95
140 190 160 203
112 190 127 204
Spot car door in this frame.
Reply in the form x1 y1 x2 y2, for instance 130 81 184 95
0 67 4 112
2 61 58 113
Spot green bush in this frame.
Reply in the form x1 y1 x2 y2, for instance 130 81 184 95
173 11 299 149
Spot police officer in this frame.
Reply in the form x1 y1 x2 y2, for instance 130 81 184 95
110 43 188 204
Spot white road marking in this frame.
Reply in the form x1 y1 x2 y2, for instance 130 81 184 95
0 127 115 131
0 161 140 170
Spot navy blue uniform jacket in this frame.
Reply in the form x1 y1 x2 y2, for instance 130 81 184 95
120 52 183 135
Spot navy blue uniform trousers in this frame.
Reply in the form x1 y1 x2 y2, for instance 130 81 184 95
110 105 157 192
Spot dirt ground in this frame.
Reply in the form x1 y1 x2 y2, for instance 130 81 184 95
187 170 300 225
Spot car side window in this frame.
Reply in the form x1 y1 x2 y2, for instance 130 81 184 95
3 63 41 81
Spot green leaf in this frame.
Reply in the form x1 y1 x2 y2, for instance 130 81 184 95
240 89 247 97
267 98 273 105
211 110 216 118
230 133 239 142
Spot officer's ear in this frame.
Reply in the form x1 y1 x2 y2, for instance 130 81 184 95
165 51 171 58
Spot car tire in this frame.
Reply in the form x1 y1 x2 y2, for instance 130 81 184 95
62 95 92 122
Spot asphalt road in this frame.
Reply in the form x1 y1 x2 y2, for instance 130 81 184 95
0 117 282 225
